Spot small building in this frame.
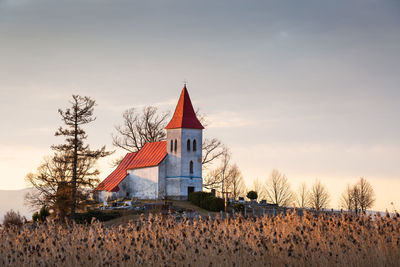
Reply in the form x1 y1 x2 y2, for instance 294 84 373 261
94 85 204 201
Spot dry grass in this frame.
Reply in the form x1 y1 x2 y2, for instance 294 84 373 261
1 211 399 266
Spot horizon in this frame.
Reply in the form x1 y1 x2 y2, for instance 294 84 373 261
1 0 399 212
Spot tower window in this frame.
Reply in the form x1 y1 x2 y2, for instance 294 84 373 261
187 139 191 151
170 140 173 153
193 139 197 152
174 139 177 152
190 161 194 174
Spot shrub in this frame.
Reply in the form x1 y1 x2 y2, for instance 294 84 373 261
189 192 213 206
3 210 24 229
32 212 39 222
189 191 224 212
75 210 121 224
32 206 50 223
207 196 224 211
233 203 244 212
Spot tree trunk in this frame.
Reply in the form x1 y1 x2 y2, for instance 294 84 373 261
70 109 78 220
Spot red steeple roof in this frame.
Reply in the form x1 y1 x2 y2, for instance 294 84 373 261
165 85 204 130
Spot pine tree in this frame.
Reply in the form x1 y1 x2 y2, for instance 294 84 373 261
51 95 112 219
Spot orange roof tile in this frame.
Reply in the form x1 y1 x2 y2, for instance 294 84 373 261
165 85 204 130
95 152 138 192
95 142 168 192
126 141 167 169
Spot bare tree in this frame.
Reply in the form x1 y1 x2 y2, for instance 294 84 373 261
217 147 231 199
296 183 310 208
112 106 224 168
226 164 246 199
309 180 330 212
252 178 265 201
339 184 354 211
112 107 169 153
357 177 375 212
264 169 294 207
25 151 103 217
201 138 224 167
339 178 375 214
203 147 246 201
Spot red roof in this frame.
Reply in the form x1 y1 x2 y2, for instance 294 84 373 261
95 142 168 192
165 85 204 130
126 141 167 169
95 152 138 192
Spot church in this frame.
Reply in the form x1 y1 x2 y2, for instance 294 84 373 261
94 85 204 201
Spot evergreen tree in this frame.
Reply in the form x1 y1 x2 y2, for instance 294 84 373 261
51 95 112 219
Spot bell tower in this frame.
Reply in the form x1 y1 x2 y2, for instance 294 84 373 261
165 85 204 200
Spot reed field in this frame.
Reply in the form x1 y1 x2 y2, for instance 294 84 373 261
1 211 399 266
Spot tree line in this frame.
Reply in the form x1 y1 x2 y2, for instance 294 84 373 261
204 154 376 212
25 94 376 219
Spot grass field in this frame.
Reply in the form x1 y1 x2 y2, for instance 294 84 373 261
1 211 399 266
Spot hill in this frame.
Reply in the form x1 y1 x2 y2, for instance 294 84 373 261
0 188 34 223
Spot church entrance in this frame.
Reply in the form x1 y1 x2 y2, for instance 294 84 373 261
187 186 195 197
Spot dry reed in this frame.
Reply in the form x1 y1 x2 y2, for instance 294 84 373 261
1 211 399 266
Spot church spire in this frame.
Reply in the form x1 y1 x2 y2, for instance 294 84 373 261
165 85 204 130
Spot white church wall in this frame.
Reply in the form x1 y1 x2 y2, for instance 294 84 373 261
166 128 182 178
166 128 202 179
114 176 130 199
165 128 203 200
127 166 159 199
166 177 202 200
157 159 167 199
95 190 114 203
180 129 202 179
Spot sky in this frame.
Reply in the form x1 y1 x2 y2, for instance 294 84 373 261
0 0 399 211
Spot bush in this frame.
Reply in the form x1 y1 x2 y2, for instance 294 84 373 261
32 212 39 222
74 210 121 224
189 192 224 212
3 210 24 229
233 203 244 212
32 206 50 223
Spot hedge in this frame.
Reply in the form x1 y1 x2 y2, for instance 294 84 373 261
189 192 224 212
75 210 121 224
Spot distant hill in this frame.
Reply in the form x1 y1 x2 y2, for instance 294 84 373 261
0 188 35 223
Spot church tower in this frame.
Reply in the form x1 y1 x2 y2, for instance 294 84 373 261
165 85 204 200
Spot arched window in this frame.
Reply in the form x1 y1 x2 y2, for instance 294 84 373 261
170 140 173 153
187 139 191 151
193 139 197 152
190 161 194 174
174 139 177 152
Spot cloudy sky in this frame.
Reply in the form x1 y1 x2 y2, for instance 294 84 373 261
1 0 399 211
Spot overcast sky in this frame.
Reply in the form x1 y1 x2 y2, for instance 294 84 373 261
0 0 399 211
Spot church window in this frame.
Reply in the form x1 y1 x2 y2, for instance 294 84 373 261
187 139 191 151
190 161 194 174
170 140 173 152
174 139 177 152
193 139 197 152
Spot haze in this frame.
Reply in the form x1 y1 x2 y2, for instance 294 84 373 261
0 0 399 211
